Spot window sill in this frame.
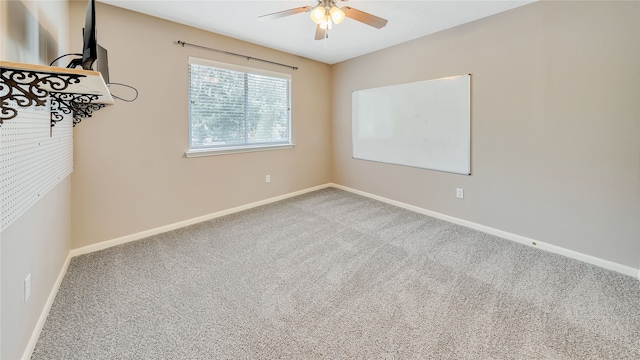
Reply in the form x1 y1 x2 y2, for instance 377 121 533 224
185 144 295 158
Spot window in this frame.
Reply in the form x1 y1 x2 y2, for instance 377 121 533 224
186 57 292 157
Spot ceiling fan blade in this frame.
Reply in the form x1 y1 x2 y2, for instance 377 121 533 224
314 25 327 40
342 6 388 29
258 6 312 20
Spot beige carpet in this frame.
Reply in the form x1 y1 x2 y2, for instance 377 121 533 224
32 188 640 359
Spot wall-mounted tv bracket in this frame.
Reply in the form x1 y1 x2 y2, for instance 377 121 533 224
0 66 105 128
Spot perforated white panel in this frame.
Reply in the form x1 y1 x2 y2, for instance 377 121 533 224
1 101 73 231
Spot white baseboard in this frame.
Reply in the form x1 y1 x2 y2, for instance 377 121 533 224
24 184 329 359
22 252 73 360
71 181 640 278
71 183 332 257
330 183 640 279
23 182 640 358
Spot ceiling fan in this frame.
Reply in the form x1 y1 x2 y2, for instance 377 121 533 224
258 0 388 40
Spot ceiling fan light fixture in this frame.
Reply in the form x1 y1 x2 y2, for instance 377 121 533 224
320 15 332 30
310 6 326 24
257 1 388 42
329 6 345 24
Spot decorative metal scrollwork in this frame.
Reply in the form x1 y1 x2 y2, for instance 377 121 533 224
70 102 106 126
49 93 73 127
0 67 85 126
49 92 103 127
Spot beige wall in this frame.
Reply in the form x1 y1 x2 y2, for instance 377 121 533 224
332 1 640 269
0 0 68 63
1 1 72 359
1 179 72 360
1 1 638 358
69 2 332 248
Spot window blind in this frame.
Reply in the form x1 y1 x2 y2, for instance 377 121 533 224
188 57 291 151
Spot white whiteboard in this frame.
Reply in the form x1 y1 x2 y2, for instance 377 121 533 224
352 74 470 175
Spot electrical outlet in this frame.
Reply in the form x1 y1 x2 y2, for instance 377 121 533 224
266 175 271 183
456 188 464 199
25 274 31 303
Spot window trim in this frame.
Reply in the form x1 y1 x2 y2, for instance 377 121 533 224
185 144 295 158
186 57 293 157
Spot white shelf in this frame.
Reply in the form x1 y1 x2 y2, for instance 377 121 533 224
0 60 114 104
1 61 114 126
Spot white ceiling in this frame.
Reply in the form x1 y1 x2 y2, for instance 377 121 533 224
98 0 535 64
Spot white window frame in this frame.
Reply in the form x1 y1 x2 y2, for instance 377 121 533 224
185 57 294 158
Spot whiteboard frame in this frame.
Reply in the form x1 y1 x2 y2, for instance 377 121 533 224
351 74 471 175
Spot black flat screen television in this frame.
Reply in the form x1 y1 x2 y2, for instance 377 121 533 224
81 0 98 70
68 0 109 84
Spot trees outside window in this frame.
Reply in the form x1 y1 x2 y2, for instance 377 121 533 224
188 57 291 152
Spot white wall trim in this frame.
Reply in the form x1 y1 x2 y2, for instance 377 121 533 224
71 183 331 257
22 252 73 360
185 144 295 158
24 183 329 359
330 183 640 279
25 182 639 358
72 182 639 278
